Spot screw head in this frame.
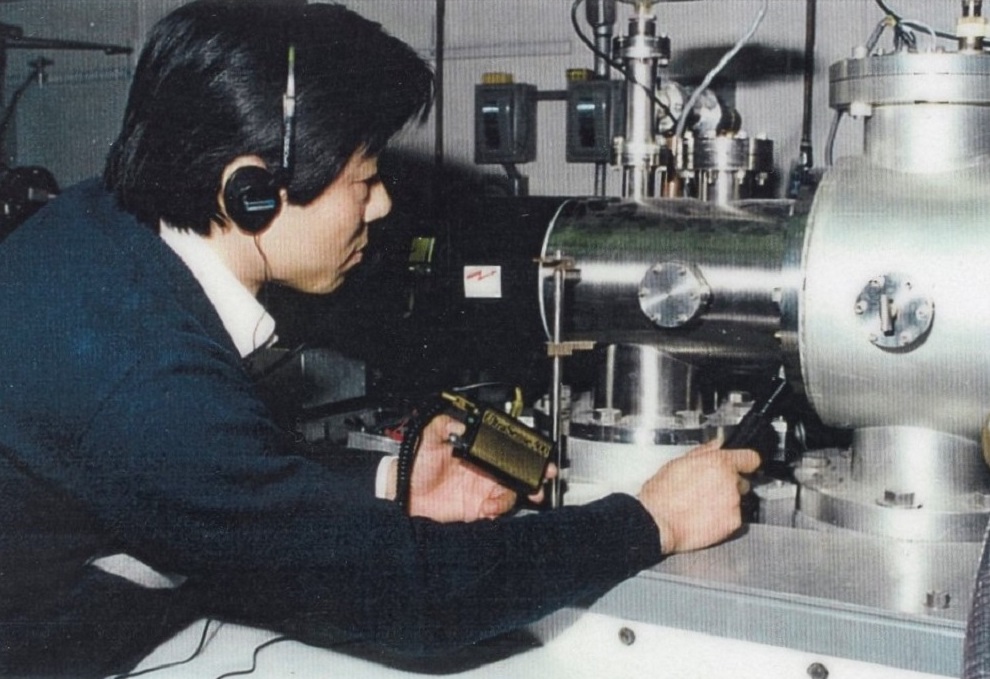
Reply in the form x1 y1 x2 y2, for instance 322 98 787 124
925 591 951 610
880 489 917 508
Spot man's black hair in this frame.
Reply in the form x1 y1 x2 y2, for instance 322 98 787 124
103 0 434 234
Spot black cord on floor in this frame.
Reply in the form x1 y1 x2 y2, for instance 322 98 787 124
112 618 216 679
213 636 293 679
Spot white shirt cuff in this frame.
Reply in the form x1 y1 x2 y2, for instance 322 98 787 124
375 455 397 499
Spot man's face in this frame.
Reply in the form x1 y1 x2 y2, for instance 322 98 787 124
263 151 390 294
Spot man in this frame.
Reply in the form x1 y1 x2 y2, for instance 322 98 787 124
0 1 759 677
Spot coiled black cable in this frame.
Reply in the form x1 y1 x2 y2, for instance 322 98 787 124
395 396 448 514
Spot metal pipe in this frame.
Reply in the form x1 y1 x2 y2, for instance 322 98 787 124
798 0 817 172
960 0 986 52
584 0 616 196
616 8 662 200
585 0 617 79
433 0 445 218
550 257 567 509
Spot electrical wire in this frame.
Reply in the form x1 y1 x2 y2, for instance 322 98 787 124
569 0 676 123
448 381 515 395
823 109 843 169
0 61 49 156
865 16 894 54
825 18 889 167
245 342 309 382
251 235 276 351
873 0 957 41
673 0 768 140
900 19 939 51
111 619 217 679
395 396 448 513
212 635 292 679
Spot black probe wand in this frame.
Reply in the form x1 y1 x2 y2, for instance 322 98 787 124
721 376 791 462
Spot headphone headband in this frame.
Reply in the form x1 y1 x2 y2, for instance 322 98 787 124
224 43 297 235
280 43 296 180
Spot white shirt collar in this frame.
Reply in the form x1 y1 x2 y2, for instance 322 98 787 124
160 224 277 358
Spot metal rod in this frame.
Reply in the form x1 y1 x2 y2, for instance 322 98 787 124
586 0 616 79
550 257 567 509
799 0 817 170
594 163 607 196
433 0 445 222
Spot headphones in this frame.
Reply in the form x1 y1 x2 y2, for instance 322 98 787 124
223 44 297 235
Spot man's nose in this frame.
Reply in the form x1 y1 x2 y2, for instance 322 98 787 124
365 182 392 222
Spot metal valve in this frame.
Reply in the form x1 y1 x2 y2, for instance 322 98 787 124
853 273 934 351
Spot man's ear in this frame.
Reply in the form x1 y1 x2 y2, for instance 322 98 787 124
218 156 283 235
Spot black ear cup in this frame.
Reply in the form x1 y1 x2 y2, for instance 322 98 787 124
223 165 282 234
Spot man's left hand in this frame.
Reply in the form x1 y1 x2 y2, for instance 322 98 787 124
401 414 550 522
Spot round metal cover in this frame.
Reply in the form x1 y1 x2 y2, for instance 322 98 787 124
638 261 711 328
852 272 934 350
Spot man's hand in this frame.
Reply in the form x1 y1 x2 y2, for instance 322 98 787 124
637 439 760 555
398 414 552 523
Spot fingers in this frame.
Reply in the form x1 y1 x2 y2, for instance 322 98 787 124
686 441 761 475
523 462 558 503
481 490 517 518
639 443 760 555
685 438 723 457
429 414 465 442
713 448 758 496
526 487 545 504
544 463 559 480
728 448 761 474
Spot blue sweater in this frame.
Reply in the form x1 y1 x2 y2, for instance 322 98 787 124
0 179 662 677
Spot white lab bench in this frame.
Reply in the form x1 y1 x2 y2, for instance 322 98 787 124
125 524 972 678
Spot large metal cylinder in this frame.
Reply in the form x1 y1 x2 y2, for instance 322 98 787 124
790 48 990 540
541 197 798 375
591 344 699 424
543 47 990 541
800 151 990 442
830 51 990 172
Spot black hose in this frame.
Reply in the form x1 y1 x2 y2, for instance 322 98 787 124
395 397 447 513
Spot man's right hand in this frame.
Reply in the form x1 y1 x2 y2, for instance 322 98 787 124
637 439 760 555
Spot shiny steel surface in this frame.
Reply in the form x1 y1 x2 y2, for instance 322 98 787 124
794 428 990 542
800 157 990 439
830 52 990 172
633 523 980 676
686 136 775 204
542 197 800 373
798 482 990 543
864 105 990 172
686 136 773 173
851 427 987 496
637 261 710 327
591 344 699 419
853 272 934 350
615 14 664 200
830 52 990 107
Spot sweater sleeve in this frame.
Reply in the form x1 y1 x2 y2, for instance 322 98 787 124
65 334 663 655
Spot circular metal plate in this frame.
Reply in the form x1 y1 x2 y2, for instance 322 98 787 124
638 261 711 328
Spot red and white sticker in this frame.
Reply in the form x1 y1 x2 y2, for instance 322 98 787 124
463 265 502 299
